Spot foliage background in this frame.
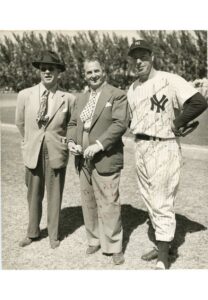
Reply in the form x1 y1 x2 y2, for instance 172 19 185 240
0 30 207 92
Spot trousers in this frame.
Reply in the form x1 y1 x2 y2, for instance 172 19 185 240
79 131 123 253
135 138 182 242
25 139 66 241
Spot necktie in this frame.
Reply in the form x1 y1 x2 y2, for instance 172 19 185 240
80 91 97 122
36 90 50 124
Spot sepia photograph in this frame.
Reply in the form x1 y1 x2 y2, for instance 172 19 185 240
0 1 208 299
1 28 207 270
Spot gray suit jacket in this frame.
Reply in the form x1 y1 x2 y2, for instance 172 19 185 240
67 83 129 174
16 83 75 169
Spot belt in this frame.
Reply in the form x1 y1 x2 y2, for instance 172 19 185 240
135 134 163 141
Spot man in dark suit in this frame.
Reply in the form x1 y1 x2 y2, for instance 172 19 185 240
16 50 75 249
67 56 129 265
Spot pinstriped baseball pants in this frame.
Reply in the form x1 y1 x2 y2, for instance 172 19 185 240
135 138 182 242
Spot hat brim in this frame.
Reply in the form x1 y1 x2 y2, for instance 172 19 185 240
32 61 65 72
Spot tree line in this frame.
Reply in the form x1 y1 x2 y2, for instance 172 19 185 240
0 30 207 92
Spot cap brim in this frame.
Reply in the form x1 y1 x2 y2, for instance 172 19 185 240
128 46 152 57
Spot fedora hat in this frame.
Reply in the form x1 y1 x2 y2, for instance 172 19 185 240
128 39 153 57
32 50 65 72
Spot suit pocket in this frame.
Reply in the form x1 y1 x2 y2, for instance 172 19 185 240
102 106 112 121
55 110 69 127
61 108 68 113
47 140 69 169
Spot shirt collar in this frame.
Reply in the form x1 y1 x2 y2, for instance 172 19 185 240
148 67 157 80
132 68 157 90
40 82 57 96
89 81 107 94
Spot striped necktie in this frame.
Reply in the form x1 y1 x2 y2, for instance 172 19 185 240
36 90 50 124
80 91 97 122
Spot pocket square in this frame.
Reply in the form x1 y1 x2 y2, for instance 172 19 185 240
62 108 68 113
105 102 112 107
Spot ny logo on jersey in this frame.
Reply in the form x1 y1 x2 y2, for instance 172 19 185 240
150 94 168 113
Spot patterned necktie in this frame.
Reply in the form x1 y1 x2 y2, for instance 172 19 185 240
36 90 50 124
80 91 97 122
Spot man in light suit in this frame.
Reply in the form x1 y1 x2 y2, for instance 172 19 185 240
16 50 75 249
67 56 129 265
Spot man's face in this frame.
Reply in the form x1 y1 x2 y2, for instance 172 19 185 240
39 64 61 88
84 61 105 90
130 49 153 79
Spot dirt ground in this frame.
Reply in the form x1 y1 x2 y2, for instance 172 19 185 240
1 126 208 270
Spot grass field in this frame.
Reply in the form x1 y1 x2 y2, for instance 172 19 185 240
1 126 208 270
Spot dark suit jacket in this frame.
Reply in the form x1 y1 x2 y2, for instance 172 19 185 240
67 83 129 174
16 83 75 169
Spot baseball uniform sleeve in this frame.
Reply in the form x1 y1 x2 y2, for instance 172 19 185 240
173 92 207 128
170 74 198 108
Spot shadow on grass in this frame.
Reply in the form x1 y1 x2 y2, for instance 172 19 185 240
40 204 148 247
59 206 84 240
121 204 148 253
147 213 207 264
40 206 84 241
40 204 207 264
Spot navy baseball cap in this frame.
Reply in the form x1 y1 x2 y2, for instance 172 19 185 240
128 39 153 57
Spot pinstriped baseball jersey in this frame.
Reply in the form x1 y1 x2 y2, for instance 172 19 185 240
127 68 198 138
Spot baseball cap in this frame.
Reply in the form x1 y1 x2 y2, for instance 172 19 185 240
128 39 153 57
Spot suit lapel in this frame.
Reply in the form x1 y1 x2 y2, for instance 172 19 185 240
90 84 111 129
79 92 90 112
78 92 90 124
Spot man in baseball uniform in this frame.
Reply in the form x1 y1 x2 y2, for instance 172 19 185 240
127 39 207 269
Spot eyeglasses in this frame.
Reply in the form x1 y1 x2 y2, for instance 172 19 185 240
40 65 56 72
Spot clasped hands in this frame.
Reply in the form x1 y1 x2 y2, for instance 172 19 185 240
68 141 102 159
